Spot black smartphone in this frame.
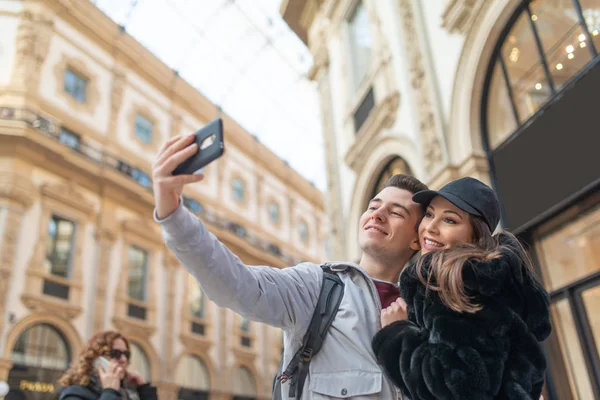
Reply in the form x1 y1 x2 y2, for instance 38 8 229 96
172 118 224 176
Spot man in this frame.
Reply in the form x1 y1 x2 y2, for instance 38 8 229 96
152 134 427 399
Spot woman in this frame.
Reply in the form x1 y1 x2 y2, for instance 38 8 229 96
58 331 157 400
372 177 552 399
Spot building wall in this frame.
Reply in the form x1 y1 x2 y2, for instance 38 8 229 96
284 0 600 397
0 1 329 399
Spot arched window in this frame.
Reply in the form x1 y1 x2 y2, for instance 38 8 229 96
482 0 599 151
232 366 256 400
370 157 412 200
129 342 150 382
176 355 210 400
8 324 70 400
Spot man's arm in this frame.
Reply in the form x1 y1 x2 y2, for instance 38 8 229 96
156 201 322 331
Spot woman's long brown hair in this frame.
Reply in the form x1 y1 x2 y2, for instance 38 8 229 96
58 331 129 387
416 216 533 313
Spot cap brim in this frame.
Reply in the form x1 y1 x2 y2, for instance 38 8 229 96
413 190 482 218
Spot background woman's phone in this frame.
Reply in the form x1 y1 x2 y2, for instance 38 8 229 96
172 118 225 175
93 356 110 371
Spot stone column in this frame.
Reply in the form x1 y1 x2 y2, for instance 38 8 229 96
163 251 180 380
92 225 117 333
0 172 37 348
309 44 346 259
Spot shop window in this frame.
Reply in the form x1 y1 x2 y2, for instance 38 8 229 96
8 324 70 400
176 355 210 400
232 366 256 400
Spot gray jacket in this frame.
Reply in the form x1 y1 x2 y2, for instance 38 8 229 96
156 203 399 399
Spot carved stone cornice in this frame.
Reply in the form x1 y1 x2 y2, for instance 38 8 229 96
180 333 213 353
121 219 163 248
307 43 330 81
232 346 257 363
112 316 157 338
21 293 83 320
344 91 400 172
40 182 94 218
10 9 55 92
0 172 38 209
442 0 483 35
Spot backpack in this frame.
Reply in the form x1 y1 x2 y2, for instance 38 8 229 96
272 263 346 400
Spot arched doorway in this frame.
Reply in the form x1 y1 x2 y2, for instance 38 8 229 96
370 157 413 201
175 355 210 400
7 324 70 400
232 366 256 400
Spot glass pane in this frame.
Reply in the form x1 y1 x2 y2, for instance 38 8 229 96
348 1 372 91
581 285 600 363
240 318 250 333
10 324 70 370
530 0 593 91
268 202 279 223
502 11 551 123
536 204 600 291
45 216 75 278
189 275 205 319
487 61 519 149
176 355 210 390
298 221 308 243
550 299 595 399
127 246 148 301
578 0 600 49
129 342 150 382
232 178 245 202
135 115 153 143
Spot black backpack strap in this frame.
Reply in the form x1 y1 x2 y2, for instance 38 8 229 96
273 263 345 399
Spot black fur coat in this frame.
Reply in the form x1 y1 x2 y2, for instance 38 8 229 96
372 235 552 399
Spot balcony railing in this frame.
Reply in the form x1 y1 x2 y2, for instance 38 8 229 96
0 107 300 265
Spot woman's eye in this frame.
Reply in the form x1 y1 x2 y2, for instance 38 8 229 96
444 218 457 224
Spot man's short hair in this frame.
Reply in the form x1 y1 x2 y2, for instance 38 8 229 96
383 174 428 195
382 174 428 230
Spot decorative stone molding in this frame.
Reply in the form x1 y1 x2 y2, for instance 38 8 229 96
10 9 54 93
0 172 38 210
127 104 162 154
397 0 446 176
344 90 400 172
21 292 82 319
107 68 126 143
2 313 84 361
442 0 483 35
53 54 100 115
24 182 93 320
155 381 178 400
0 359 14 381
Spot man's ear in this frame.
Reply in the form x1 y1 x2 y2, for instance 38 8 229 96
409 235 421 252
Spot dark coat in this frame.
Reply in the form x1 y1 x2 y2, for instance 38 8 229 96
372 234 552 399
58 383 157 400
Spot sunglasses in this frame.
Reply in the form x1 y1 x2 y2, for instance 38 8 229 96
109 349 131 360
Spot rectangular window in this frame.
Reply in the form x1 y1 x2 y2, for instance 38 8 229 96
45 215 76 278
135 114 153 144
64 69 88 103
347 1 372 91
127 246 148 302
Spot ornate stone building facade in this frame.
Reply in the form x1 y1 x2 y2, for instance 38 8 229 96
283 0 600 398
0 1 329 400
